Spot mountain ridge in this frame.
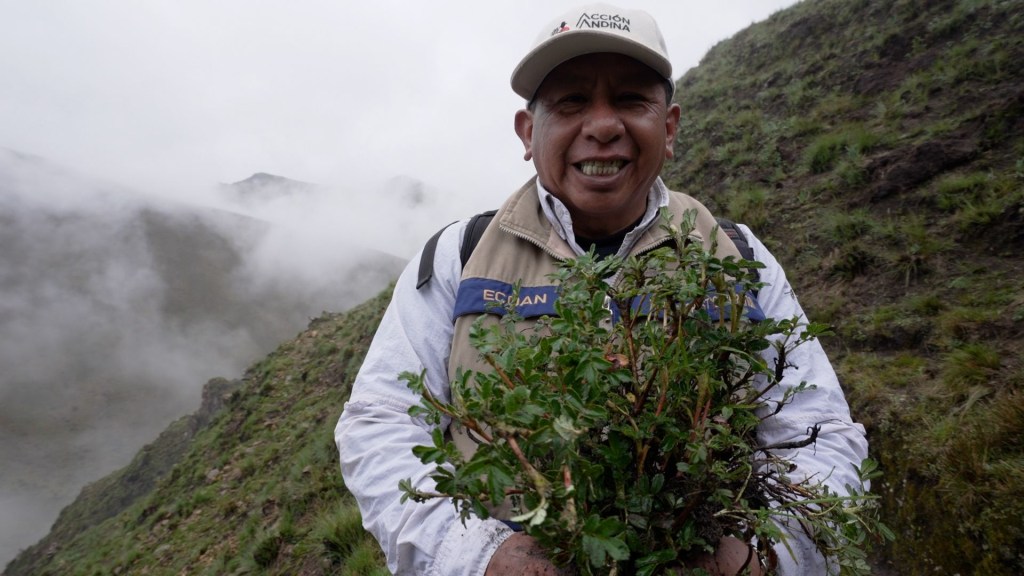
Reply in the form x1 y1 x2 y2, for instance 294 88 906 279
0 151 405 568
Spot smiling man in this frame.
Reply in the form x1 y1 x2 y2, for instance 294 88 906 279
513 51 679 240
336 4 868 575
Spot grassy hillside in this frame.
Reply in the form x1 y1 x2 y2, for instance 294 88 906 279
662 0 1024 572
7 0 1022 574
5 291 393 576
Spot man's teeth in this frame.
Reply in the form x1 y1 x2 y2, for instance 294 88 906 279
578 160 625 176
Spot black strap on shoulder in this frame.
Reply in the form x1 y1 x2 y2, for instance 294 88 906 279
415 220 455 289
715 217 754 262
460 210 497 268
416 210 496 290
418 212 755 290
715 217 760 286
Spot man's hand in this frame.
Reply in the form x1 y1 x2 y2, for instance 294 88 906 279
486 533 760 576
684 536 765 575
485 533 572 576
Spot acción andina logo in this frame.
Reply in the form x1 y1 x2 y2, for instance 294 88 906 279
575 12 630 32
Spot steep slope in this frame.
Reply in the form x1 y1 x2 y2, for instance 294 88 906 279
5 293 393 576
662 0 1024 573
6 0 1023 574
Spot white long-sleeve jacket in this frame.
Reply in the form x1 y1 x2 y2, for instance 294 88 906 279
336 180 868 575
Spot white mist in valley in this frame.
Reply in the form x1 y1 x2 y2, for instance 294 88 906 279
0 149 452 564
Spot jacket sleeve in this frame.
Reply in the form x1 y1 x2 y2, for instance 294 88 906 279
740 224 870 575
335 222 514 575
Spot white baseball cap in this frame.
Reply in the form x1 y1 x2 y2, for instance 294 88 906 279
511 3 673 101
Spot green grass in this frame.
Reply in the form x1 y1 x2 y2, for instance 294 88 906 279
941 343 1003 391
803 124 884 174
726 185 771 230
7 291 394 575
668 0 1024 571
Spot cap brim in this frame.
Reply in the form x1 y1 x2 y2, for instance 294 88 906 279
510 30 672 100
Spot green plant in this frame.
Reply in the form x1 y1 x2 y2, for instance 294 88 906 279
341 542 390 575
805 132 848 174
727 185 770 231
251 530 285 567
889 215 952 286
942 343 1002 392
401 211 889 575
804 126 882 174
314 502 368 561
935 172 991 211
824 209 875 244
828 244 876 280
836 157 869 188
784 78 820 112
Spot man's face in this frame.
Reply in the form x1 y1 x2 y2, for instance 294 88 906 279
514 52 681 238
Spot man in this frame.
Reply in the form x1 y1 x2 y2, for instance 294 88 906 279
336 4 868 575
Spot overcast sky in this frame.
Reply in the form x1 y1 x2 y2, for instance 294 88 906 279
1 0 800 211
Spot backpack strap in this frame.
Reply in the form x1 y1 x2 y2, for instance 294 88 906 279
416 210 496 290
715 217 754 261
417 212 756 289
460 210 497 268
415 221 454 289
715 217 760 286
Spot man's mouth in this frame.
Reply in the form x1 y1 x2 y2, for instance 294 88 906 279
576 160 627 176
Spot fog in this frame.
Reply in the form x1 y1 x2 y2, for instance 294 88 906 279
0 0 800 565
0 149 423 564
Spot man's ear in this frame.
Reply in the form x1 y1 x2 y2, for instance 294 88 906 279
664 103 681 159
514 109 534 161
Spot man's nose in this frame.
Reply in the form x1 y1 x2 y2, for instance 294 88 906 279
582 100 623 143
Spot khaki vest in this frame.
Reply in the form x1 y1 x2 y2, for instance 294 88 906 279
446 179 743 518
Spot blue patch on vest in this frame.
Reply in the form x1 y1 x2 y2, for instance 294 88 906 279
453 278 559 320
706 284 766 323
607 285 765 324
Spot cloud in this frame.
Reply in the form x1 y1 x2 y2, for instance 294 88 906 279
0 1 798 205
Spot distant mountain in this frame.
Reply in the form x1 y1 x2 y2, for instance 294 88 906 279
0 150 404 568
220 172 317 205
6 0 1023 574
380 174 429 207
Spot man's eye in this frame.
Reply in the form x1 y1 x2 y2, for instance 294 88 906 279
559 94 587 104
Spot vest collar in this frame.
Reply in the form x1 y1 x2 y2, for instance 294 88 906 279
503 177 672 259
